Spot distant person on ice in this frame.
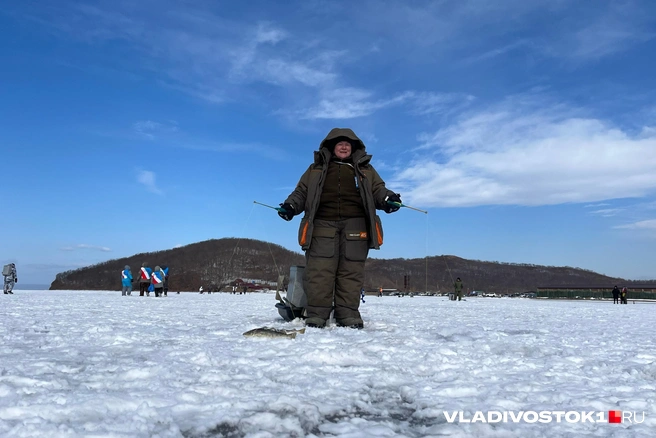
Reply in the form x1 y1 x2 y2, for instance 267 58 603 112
160 265 169 297
138 262 152 296
151 266 165 297
278 128 402 329
3 263 17 294
454 277 464 301
621 287 628 304
612 285 620 304
121 265 133 296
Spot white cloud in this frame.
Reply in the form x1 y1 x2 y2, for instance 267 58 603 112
615 219 656 230
559 6 655 60
133 120 178 140
393 95 656 207
60 244 112 252
588 208 624 218
300 89 413 120
409 92 476 116
136 170 163 195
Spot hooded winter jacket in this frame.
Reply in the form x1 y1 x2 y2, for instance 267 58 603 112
151 266 165 289
284 128 395 251
139 264 152 284
121 266 133 287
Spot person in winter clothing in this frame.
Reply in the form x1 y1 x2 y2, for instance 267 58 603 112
151 266 165 297
279 128 401 329
621 287 628 304
3 263 17 294
121 265 133 296
612 285 620 304
454 277 464 301
138 262 152 296
160 265 169 296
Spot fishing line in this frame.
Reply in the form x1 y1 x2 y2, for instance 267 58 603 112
251 201 284 277
425 214 455 288
226 202 258 276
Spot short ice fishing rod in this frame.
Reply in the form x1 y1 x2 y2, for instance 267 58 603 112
254 200 290 213
256 199 427 215
387 200 428 214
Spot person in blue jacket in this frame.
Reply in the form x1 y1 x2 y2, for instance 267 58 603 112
160 265 169 296
121 265 133 296
138 262 153 296
151 266 166 297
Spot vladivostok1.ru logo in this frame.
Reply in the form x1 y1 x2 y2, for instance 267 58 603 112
443 410 645 424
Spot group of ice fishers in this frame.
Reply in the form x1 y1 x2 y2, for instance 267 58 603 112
121 263 169 297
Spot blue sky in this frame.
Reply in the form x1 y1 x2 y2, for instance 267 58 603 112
2 0 656 285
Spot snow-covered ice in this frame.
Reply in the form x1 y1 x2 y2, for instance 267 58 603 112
1 291 654 437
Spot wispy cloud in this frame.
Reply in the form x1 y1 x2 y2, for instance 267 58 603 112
133 120 178 140
136 170 163 195
409 92 476 117
392 94 656 207
60 244 112 252
7 0 654 122
552 4 656 60
615 219 656 230
299 89 413 120
589 208 624 218
463 40 534 64
295 90 476 120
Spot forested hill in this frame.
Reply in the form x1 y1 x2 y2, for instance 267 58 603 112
50 238 651 293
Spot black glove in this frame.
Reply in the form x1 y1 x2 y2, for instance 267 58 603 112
15 278 18 283
383 193 402 213
277 203 295 221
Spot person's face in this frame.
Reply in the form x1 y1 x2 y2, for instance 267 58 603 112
333 141 352 159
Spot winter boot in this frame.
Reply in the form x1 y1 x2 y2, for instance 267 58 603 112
305 317 326 328
336 317 364 329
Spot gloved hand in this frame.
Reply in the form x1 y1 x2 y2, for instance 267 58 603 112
383 193 402 213
15 278 18 283
277 203 295 221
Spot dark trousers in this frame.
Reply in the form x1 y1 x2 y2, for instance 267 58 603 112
304 217 369 324
613 296 619 304
139 282 149 296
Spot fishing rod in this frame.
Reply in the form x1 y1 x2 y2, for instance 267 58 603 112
253 200 290 213
386 200 428 214
257 199 427 215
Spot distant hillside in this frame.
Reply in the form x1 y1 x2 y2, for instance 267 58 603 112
50 238 304 292
50 238 654 293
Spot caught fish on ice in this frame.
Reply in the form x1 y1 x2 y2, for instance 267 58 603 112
242 327 306 339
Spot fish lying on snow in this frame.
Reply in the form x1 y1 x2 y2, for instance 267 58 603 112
242 327 306 339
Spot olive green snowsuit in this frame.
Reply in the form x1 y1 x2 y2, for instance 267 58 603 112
284 128 396 327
